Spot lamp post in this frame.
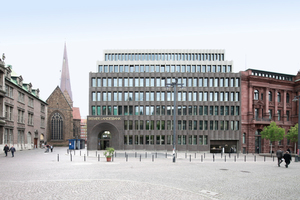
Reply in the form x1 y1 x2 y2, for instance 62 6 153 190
292 95 300 157
166 78 183 163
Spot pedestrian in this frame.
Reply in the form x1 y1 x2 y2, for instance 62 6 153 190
50 145 53 152
287 148 291 153
9 146 16 157
283 151 292 168
276 148 283 167
3 144 9 157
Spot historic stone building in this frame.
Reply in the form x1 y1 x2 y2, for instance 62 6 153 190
241 69 300 154
88 49 241 152
46 44 81 146
0 58 47 151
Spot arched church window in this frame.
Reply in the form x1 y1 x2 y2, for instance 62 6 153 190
254 90 259 100
51 113 63 140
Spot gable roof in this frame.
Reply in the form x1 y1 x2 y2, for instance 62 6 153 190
46 86 72 109
73 107 81 120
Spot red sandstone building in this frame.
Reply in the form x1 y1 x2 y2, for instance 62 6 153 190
241 69 300 154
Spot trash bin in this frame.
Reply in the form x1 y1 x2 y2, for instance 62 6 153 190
295 155 299 162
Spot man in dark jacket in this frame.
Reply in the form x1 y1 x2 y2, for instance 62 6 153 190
276 148 283 167
283 151 292 168
9 146 16 157
3 144 9 157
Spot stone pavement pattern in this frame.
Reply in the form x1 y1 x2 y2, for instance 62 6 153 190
1 147 299 200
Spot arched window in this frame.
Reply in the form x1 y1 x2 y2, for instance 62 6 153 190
51 113 63 140
277 92 281 102
243 133 246 144
269 91 272 101
286 93 290 103
254 90 259 100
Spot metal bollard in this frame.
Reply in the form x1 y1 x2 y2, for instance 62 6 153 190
234 156 236 162
229 153 231 158
87 151 89 157
166 152 167 158
115 151 116 157
80 151 81 156
98 154 100 162
213 154 215 162
190 155 191 162
225 155 226 162
264 156 266 162
126 155 128 162
204 153 205 158
67 149 69 154
201 155 203 162
135 152 137 158
254 155 256 162
112 155 114 162
70 154 72 162
195 153 196 159
244 155 246 162
221 153 223 158
96 151 97 157
145 152 147 158
155 152 157 158
57 154 59 162
125 152 126 157
152 155 154 162
140 154 142 162
273 156 275 162
185 152 187 158
84 154 86 162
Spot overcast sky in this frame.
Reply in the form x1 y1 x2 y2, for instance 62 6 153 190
1 0 300 118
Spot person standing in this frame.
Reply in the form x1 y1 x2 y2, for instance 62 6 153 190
3 144 9 157
283 151 292 168
9 146 16 157
276 148 283 167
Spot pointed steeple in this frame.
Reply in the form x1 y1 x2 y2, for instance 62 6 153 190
60 43 73 101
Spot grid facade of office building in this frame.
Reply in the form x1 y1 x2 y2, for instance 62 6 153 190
87 49 241 152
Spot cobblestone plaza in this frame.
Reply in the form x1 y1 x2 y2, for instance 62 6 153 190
1 147 299 200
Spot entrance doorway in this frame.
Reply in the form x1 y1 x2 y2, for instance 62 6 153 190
98 131 111 150
255 129 262 153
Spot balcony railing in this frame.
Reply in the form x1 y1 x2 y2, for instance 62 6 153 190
253 117 271 122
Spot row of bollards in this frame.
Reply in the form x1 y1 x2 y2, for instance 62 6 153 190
64 149 275 163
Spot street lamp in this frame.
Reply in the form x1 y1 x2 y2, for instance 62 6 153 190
292 95 300 157
166 78 183 163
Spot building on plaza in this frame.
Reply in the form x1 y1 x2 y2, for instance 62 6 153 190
87 50 241 152
0 59 47 151
241 69 300 154
46 44 81 146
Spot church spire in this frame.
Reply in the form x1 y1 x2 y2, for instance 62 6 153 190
60 43 73 101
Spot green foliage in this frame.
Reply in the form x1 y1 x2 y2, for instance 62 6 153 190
261 121 285 142
286 123 298 143
104 147 115 158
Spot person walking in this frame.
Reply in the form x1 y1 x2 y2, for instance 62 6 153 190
283 151 292 168
3 144 9 157
276 148 283 167
9 146 16 157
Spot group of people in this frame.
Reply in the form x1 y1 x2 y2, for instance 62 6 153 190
44 144 53 153
276 148 292 168
3 145 16 157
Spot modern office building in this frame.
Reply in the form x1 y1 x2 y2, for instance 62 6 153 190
241 69 300 154
87 50 241 152
0 60 47 151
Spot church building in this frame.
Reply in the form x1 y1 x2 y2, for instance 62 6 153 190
46 44 81 146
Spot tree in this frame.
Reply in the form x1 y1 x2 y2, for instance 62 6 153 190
286 123 298 154
261 121 285 154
